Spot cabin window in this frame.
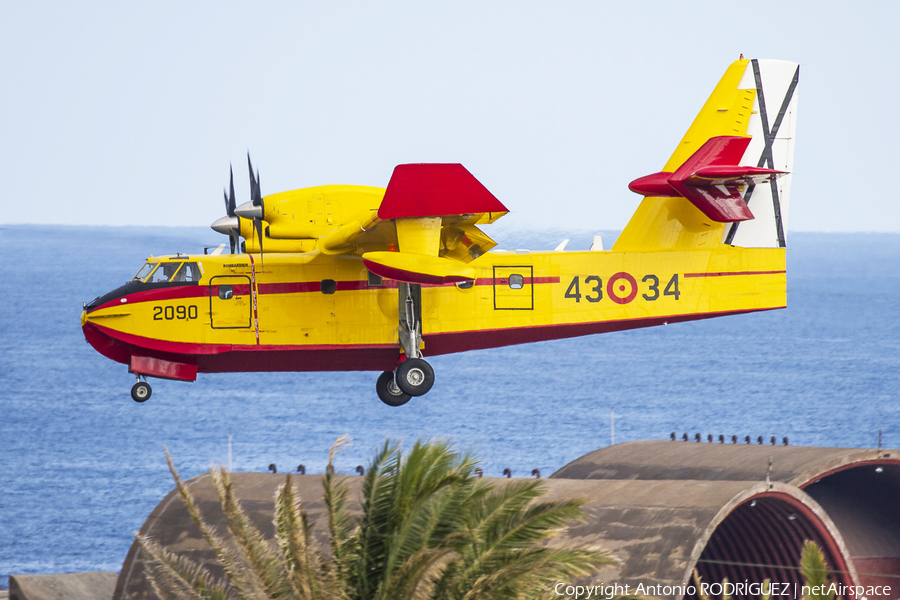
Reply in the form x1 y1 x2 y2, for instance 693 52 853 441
218 285 234 300
456 280 475 290
132 262 159 282
508 274 525 289
321 279 337 294
367 271 383 287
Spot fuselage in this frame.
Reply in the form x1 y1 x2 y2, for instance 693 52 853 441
81 245 786 380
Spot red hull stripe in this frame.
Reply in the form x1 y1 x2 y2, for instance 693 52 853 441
95 275 561 309
82 306 781 374
683 270 786 278
86 321 397 356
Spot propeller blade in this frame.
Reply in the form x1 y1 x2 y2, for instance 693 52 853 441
247 153 264 261
228 165 236 217
248 153 261 205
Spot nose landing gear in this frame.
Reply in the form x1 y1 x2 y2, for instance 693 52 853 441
131 375 152 403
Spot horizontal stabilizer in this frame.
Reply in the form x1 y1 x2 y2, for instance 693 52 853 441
362 251 476 285
379 164 508 220
629 136 786 223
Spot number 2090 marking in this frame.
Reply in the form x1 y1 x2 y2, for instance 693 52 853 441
564 274 679 304
153 305 199 321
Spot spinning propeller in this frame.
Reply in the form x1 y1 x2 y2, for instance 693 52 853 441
210 154 266 257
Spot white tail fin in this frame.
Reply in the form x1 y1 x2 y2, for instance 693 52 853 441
725 59 799 248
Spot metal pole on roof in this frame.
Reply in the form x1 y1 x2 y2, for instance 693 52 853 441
610 407 615 446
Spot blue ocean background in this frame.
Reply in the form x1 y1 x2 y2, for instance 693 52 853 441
1 225 899 589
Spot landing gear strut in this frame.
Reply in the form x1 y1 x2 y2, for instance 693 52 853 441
131 374 152 403
375 282 436 406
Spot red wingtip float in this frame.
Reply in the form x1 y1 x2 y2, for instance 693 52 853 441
628 136 786 223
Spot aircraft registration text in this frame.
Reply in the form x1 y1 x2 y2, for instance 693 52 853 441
564 274 680 304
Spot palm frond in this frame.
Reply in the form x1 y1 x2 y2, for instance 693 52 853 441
274 475 313 598
761 578 772 600
210 466 286 598
378 547 456 600
323 436 357 586
136 534 236 600
164 449 259 599
693 569 710 600
274 474 347 600
435 481 610 600
800 541 835 600
383 441 476 580
353 438 402 598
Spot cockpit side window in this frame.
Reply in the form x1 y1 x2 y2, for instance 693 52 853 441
172 262 201 283
133 262 159 282
153 262 184 283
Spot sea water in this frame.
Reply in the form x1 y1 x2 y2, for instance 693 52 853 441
1 225 898 588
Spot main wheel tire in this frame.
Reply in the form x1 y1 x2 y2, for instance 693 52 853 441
131 381 152 403
376 371 411 407
395 358 435 397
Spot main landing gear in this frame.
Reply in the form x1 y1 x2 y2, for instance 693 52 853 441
376 358 436 406
131 374 152 403
376 282 436 407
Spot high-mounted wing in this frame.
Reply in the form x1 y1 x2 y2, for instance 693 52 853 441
362 164 508 284
211 163 508 284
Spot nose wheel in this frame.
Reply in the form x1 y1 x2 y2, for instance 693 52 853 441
131 375 152 403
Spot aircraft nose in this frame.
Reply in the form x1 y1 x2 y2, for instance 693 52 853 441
81 309 88 327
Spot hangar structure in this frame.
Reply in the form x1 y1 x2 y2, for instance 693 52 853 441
114 441 900 600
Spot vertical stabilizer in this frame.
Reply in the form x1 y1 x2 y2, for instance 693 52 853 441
613 59 799 252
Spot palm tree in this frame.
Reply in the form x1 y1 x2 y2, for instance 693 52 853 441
799 540 838 600
137 437 613 600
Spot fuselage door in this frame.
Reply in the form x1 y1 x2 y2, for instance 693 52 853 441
493 266 533 310
209 275 252 328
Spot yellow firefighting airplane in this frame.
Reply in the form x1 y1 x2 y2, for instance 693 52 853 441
81 57 798 406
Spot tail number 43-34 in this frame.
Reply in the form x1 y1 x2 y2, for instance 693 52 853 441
564 273 680 305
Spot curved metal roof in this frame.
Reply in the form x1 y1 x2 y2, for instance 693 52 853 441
551 440 899 487
114 442 900 600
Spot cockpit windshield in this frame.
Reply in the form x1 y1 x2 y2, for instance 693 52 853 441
131 261 203 283
132 262 159 282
